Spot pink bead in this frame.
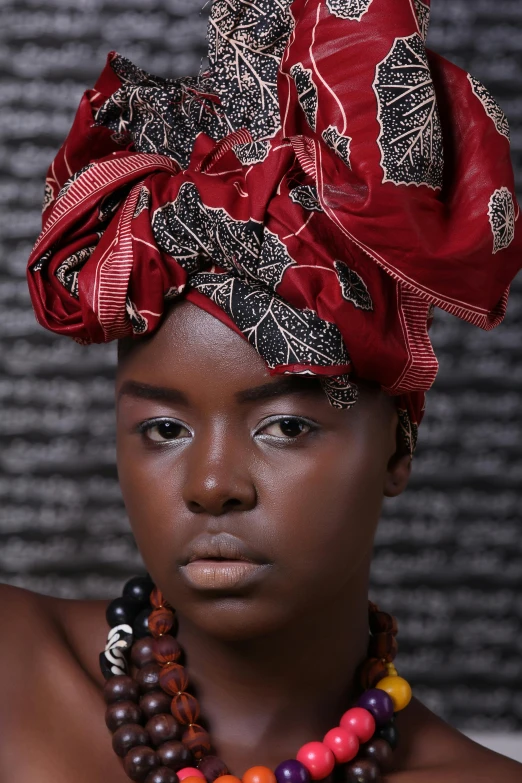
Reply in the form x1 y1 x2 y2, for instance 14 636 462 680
323 727 359 764
177 769 205 780
295 741 335 781
340 707 376 744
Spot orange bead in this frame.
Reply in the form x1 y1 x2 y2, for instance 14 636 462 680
183 777 207 783
242 766 277 783
375 675 412 712
217 777 242 783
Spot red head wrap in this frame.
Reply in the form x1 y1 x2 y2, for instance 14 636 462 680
27 0 521 454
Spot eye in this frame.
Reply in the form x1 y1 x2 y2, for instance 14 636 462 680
138 418 191 443
257 416 315 440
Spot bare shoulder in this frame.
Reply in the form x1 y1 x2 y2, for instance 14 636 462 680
391 697 522 782
0 583 109 693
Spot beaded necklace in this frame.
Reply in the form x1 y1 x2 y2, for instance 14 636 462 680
100 576 412 783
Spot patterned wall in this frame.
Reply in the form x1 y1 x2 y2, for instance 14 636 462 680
0 0 521 732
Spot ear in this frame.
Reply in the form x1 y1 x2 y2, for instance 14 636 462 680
384 451 412 498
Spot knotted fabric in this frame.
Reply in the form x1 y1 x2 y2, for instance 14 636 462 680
26 0 522 454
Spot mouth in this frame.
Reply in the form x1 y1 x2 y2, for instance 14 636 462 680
180 559 270 590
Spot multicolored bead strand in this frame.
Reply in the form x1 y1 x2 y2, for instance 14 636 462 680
100 576 411 783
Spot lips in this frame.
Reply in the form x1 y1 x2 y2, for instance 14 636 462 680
181 532 268 566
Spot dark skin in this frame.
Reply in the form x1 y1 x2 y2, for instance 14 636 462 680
0 301 521 783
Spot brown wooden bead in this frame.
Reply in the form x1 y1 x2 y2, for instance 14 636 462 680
171 692 200 724
132 637 157 669
149 607 176 638
146 713 182 746
153 635 182 665
124 745 160 782
112 724 150 758
360 739 394 773
368 632 395 660
137 662 162 694
157 740 194 770
357 657 387 691
343 758 381 783
145 767 180 783
182 723 211 760
140 690 174 720
105 700 142 732
159 663 189 696
197 754 229 782
104 675 140 705
150 586 166 609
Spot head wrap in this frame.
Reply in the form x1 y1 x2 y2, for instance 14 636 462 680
27 0 521 454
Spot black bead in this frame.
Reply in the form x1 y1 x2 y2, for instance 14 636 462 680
106 596 142 628
124 575 154 607
134 607 153 639
374 717 398 750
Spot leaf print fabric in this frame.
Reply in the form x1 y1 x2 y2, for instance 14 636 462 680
26 0 522 454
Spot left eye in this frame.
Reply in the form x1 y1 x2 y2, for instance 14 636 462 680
140 420 191 443
259 418 313 439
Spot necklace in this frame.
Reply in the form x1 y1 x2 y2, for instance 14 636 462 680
100 575 411 783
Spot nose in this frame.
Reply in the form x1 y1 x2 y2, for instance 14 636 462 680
181 426 257 516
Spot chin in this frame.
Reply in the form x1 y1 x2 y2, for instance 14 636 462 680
179 595 293 642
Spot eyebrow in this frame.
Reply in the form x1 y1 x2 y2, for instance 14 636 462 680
118 377 323 405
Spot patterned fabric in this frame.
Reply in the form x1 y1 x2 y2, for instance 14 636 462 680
26 0 521 453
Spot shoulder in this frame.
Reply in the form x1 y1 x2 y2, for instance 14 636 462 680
391 697 522 782
0 583 109 690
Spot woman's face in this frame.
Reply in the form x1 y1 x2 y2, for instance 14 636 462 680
116 302 409 640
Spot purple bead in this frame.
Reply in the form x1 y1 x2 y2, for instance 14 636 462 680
274 760 311 783
357 688 394 726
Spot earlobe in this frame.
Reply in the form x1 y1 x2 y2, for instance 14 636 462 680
384 452 412 498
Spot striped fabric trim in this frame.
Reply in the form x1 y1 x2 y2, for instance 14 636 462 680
289 136 317 178
195 128 253 172
389 287 438 394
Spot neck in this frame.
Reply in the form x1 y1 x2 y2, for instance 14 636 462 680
176 578 370 776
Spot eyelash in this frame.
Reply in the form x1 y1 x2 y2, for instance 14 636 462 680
136 415 318 445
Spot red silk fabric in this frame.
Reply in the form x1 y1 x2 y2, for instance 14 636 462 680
26 0 521 442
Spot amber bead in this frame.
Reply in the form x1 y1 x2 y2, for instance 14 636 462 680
197 754 229 783
360 739 393 773
182 724 212 759
137 663 162 694
149 607 176 638
159 663 189 696
150 586 167 609
157 740 194 771
133 637 157 669
171 692 201 724
104 675 140 704
112 724 150 758
124 745 160 782
343 759 381 783
141 690 174 720
105 700 142 732
146 713 182 746
357 658 387 691
375 676 412 712
154 635 182 665
145 768 180 783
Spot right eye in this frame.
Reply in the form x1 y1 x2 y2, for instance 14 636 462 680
138 419 191 443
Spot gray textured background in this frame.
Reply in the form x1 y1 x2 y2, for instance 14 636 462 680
0 0 521 732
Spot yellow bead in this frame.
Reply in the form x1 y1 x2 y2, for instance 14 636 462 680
385 663 398 677
375 675 412 711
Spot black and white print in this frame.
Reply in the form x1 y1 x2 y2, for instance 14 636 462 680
289 185 323 212
42 181 55 213
234 141 271 166
412 0 430 41
56 163 96 201
152 182 295 289
325 0 373 21
373 34 443 189
55 246 96 299
468 75 510 140
334 260 373 310
190 272 350 370
320 374 359 409
488 187 516 254
133 187 152 219
126 298 148 335
207 0 294 144
99 624 133 679
290 63 318 132
397 408 418 455
98 191 124 223
322 125 352 169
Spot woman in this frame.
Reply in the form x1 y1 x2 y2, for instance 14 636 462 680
2 0 521 781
